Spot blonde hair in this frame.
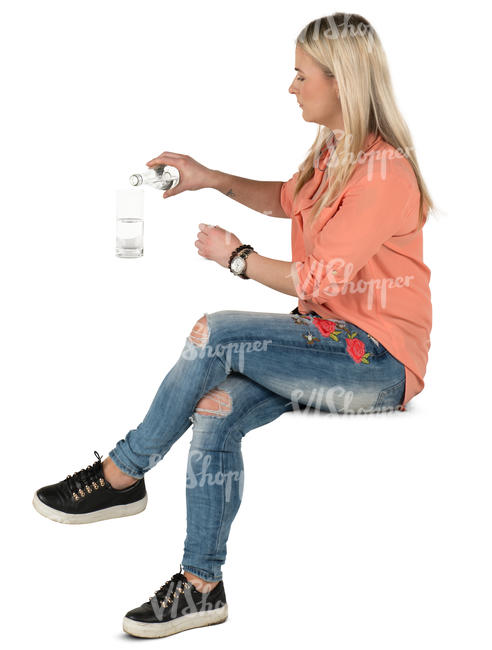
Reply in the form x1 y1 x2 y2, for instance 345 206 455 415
292 13 435 230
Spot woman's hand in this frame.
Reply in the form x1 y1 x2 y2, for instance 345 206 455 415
195 223 242 268
145 151 216 198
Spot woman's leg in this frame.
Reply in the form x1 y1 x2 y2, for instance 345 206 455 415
108 308 405 479
181 371 294 584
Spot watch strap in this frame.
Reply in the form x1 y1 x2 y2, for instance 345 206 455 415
237 247 255 279
228 244 255 279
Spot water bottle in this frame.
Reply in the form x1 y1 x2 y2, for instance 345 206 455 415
129 164 180 191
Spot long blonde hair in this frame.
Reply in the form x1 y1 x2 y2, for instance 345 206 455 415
293 13 434 230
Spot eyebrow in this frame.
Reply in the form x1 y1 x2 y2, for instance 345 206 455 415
294 67 304 73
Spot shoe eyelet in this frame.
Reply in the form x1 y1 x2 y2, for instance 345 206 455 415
99 478 105 487
78 488 85 498
72 492 79 501
85 484 92 494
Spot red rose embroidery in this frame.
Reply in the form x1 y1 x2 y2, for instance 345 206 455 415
346 338 366 363
312 318 336 337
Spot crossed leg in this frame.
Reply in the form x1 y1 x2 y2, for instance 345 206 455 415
184 318 233 591
181 369 294 585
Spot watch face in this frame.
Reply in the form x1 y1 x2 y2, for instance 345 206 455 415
231 256 246 273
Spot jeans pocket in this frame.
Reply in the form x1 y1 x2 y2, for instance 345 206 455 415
372 378 405 412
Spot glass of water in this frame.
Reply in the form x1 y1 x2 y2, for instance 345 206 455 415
115 188 144 258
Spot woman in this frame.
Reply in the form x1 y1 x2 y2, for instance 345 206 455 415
32 12 433 639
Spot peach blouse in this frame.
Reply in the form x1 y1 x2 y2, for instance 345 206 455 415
280 133 432 409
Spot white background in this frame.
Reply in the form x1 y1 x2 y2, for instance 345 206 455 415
2 1 491 648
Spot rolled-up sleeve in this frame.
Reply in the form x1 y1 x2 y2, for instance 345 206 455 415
280 171 299 218
291 167 415 304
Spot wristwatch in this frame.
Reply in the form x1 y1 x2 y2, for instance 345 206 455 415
228 244 255 279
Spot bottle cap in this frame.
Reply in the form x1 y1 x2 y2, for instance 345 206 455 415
129 174 143 186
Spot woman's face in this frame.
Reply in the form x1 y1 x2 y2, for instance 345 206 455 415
288 45 343 132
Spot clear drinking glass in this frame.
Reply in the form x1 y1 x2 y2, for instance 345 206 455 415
115 188 144 258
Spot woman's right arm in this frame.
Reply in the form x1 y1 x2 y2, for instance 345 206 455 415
209 171 289 219
145 151 290 219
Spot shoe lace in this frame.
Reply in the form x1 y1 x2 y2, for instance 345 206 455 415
65 451 106 501
149 573 192 608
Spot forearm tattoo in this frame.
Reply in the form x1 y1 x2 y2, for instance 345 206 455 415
225 189 235 198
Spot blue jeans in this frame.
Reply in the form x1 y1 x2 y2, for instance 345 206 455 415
108 308 405 581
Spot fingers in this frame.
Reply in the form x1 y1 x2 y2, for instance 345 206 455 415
196 225 213 248
163 188 179 198
146 151 182 166
198 223 216 232
194 238 207 257
195 224 221 260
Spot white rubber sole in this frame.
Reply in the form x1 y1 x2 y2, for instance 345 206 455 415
122 604 228 638
32 492 148 524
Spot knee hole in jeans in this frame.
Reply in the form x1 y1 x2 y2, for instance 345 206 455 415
188 314 209 348
194 388 232 417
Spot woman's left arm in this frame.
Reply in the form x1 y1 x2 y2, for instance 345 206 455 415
242 252 297 296
195 223 297 297
197 158 418 302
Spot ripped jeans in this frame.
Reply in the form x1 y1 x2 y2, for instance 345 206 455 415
108 308 406 581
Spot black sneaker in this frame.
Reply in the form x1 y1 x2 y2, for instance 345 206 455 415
123 570 228 638
32 450 147 524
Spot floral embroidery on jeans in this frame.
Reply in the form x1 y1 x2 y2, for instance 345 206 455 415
291 313 372 364
345 334 371 364
303 332 320 345
290 315 311 326
312 317 343 341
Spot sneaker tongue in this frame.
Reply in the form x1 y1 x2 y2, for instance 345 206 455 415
67 457 105 492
